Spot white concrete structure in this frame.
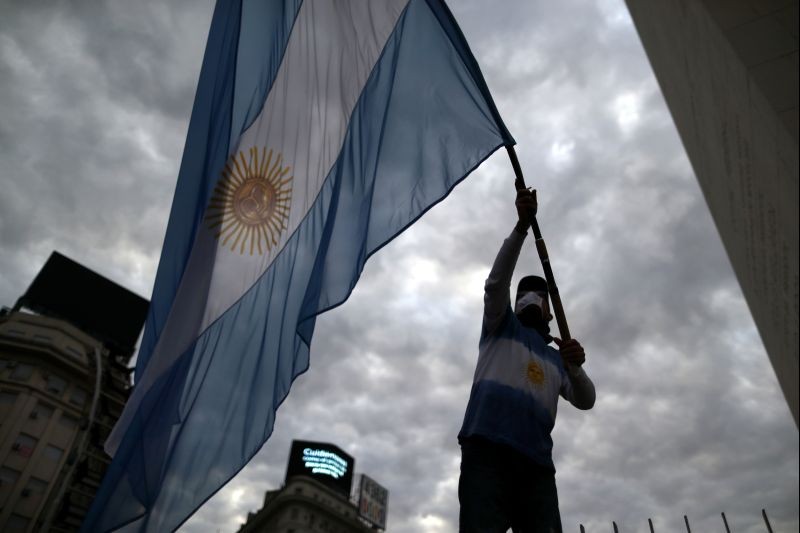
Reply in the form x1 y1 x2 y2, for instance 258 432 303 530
625 0 799 425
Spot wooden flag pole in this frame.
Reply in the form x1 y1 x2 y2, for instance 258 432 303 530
506 145 571 341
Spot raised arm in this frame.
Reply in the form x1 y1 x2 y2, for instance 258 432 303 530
484 190 537 334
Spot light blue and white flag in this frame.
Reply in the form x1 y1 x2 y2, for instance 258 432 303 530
83 0 512 530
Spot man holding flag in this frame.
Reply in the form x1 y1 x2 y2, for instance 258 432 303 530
82 0 518 531
458 188 596 532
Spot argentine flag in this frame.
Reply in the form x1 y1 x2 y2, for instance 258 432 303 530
83 0 513 530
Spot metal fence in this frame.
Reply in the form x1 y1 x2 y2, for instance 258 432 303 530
579 508 775 532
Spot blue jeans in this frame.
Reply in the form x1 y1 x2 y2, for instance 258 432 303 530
458 438 562 533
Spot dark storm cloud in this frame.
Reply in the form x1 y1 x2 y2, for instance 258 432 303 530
0 0 212 302
1 1 796 532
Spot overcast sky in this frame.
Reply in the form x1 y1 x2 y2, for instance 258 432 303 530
1 0 797 532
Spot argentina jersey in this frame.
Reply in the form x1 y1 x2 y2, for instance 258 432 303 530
458 306 575 470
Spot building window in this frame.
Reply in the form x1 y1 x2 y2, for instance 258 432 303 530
0 466 21 487
24 476 48 495
0 392 17 429
0 391 17 406
5 514 30 532
69 387 88 408
12 433 37 458
0 359 8 371
0 467 21 508
33 333 52 342
58 414 78 431
42 445 63 463
46 374 67 396
30 403 54 420
10 363 34 382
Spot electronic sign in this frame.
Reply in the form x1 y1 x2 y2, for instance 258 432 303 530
285 440 354 497
358 474 389 530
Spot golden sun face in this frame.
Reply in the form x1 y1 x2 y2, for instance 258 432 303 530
205 147 293 255
526 360 545 387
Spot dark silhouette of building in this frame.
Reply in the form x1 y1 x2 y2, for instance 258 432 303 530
237 440 387 533
0 251 148 532
237 475 375 533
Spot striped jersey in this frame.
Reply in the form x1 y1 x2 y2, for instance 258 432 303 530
458 229 595 470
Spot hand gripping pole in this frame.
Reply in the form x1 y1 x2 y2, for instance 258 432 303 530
506 145 571 341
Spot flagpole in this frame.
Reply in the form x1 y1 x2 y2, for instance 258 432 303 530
506 145 571 341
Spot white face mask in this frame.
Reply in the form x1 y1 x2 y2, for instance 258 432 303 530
515 291 544 314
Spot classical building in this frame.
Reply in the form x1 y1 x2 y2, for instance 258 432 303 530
237 475 375 533
625 0 799 424
0 251 148 532
237 440 387 533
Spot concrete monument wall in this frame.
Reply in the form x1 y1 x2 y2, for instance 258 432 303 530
625 0 799 425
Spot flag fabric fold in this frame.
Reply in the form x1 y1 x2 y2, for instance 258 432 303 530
83 0 512 530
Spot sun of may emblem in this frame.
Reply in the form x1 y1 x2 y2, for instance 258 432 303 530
205 147 293 255
526 360 545 387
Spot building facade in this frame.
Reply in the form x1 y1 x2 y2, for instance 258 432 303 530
625 0 799 424
237 475 375 533
0 252 147 532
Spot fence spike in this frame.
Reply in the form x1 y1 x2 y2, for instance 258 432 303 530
721 511 731 533
648 517 654 533
683 515 691 533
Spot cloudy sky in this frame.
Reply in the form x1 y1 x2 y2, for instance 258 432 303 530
1 0 797 532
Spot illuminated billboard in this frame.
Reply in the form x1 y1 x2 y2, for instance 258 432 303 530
358 474 389 529
285 440 354 497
